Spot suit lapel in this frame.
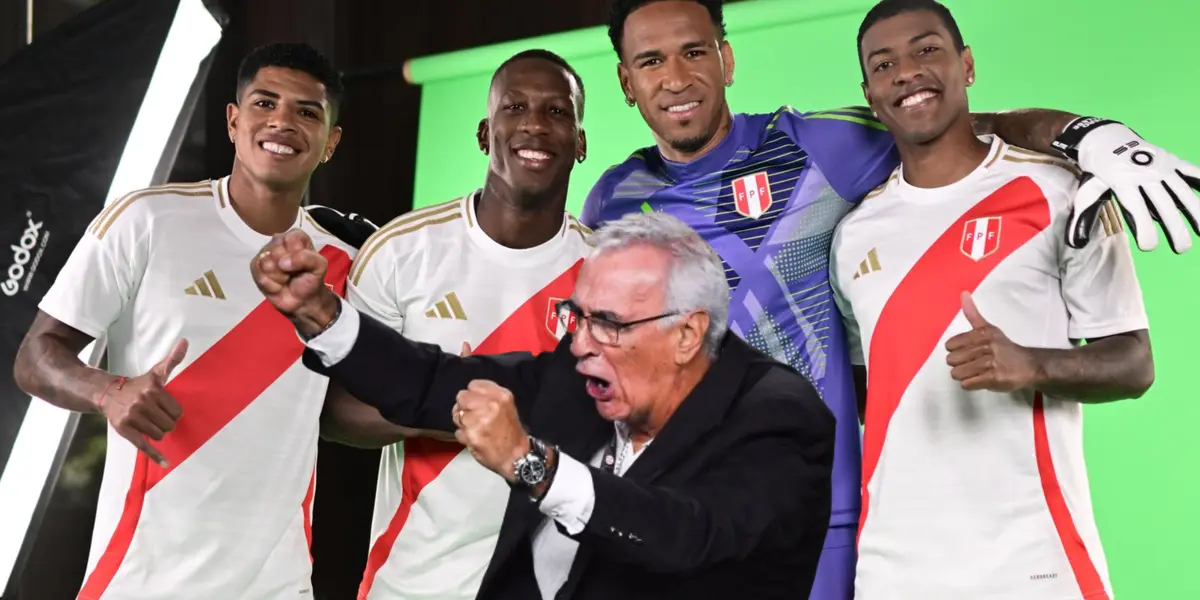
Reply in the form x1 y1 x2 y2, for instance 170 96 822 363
621 335 750 483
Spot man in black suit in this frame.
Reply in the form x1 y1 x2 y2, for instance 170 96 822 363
250 211 836 599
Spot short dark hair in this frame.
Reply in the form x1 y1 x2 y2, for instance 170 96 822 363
608 0 727 60
857 0 965 78
236 42 345 123
492 49 587 121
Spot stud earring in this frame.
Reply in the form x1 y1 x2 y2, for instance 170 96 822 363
967 76 974 85
577 154 586 164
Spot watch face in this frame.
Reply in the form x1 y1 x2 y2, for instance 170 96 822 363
519 457 546 485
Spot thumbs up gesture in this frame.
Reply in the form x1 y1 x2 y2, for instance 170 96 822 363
98 338 188 467
944 292 1039 392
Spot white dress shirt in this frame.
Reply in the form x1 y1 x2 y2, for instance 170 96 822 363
305 299 651 599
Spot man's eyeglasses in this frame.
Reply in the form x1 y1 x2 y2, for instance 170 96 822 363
556 299 678 346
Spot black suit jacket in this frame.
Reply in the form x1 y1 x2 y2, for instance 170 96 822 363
303 310 836 600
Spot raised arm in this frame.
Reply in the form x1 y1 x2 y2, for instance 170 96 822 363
253 229 554 431
971 109 1077 157
975 110 1200 253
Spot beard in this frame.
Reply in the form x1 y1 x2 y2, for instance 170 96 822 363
666 134 712 156
662 116 723 158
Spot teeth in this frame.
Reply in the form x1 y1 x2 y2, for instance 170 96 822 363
667 101 699 113
517 149 551 161
262 141 296 155
901 91 937 108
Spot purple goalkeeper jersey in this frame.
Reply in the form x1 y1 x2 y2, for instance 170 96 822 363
581 106 898 527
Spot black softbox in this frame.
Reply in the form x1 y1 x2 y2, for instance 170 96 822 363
0 0 225 596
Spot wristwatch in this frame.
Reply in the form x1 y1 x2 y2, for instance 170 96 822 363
512 436 550 492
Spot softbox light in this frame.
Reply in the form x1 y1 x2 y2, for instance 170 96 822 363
0 0 224 593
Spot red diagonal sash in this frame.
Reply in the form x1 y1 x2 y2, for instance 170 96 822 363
78 245 351 600
357 258 584 599
858 176 1049 546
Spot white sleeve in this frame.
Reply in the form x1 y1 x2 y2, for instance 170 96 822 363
304 297 361 366
346 237 406 332
1059 198 1150 340
37 203 148 338
537 452 596 535
829 225 865 366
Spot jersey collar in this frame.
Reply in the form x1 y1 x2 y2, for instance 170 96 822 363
655 112 750 182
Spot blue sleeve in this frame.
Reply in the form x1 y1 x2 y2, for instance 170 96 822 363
580 170 618 229
581 158 644 229
773 106 899 202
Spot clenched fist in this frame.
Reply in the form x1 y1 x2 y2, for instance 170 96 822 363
251 228 339 336
451 379 529 481
945 292 1039 392
100 338 188 467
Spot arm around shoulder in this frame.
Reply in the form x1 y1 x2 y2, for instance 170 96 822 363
566 376 835 573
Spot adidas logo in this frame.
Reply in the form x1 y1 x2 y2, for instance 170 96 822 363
184 270 226 299
852 248 882 280
424 292 467 320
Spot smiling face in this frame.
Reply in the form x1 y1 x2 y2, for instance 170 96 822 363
617 0 734 161
478 58 586 200
226 66 341 190
860 9 974 145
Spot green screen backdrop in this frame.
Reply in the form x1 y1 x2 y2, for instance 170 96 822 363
403 0 1197 596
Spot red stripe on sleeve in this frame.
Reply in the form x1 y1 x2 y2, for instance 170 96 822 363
77 245 351 599
1032 393 1109 598
857 177 1051 544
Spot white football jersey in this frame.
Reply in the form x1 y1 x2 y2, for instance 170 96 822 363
830 137 1147 600
347 190 591 600
39 177 356 600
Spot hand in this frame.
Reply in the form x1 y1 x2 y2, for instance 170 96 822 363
99 338 188 467
944 292 1039 392
459 342 473 357
451 380 529 481
250 228 338 335
1068 121 1200 253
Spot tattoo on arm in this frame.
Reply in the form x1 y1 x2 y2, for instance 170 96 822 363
1029 330 1154 403
972 109 1079 158
13 311 110 413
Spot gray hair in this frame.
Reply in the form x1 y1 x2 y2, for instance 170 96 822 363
588 212 730 355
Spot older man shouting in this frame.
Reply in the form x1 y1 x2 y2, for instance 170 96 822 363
250 212 835 600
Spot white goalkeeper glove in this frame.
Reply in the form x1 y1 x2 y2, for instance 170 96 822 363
1052 117 1200 254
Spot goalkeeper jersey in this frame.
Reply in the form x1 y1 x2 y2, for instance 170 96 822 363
582 106 897 528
